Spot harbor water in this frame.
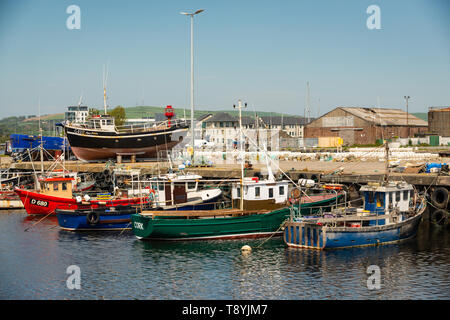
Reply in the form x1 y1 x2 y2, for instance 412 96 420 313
0 209 448 300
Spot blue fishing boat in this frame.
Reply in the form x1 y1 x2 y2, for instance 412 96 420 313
284 143 427 250
56 205 140 231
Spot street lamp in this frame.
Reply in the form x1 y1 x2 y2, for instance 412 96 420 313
404 96 410 138
180 9 204 160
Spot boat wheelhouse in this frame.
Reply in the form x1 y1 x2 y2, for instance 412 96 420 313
231 177 289 210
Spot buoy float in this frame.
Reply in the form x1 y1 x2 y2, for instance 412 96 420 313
241 245 252 253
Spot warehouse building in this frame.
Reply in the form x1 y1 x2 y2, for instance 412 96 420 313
428 106 450 137
304 107 428 146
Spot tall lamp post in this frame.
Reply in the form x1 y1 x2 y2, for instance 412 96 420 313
404 95 410 138
180 9 204 161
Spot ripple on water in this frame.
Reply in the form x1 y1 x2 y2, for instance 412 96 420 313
0 211 449 299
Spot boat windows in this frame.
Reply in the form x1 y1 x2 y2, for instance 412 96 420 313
377 193 384 207
53 183 58 191
410 190 414 199
268 188 274 198
187 182 196 190
279 186 285 196
62 183 67 191
158 183 164 191
237 187 241 198
368 191 375 203
403 190 409 201
396 191 400 202
255 187 260 197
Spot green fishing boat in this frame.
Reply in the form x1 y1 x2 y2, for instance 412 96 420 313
131 177 342 241
131 101 342 241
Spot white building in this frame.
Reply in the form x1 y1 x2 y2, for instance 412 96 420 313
65 106 89 123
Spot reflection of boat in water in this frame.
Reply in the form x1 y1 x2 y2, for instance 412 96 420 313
284 143 427 250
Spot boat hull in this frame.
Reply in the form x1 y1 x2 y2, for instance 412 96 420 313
131 207 292 241
64 123 188 161
284 208 425 250
131 192 342 241
14 188 149 215
56 206 139 231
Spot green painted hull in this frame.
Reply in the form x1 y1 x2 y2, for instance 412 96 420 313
131 195 341 241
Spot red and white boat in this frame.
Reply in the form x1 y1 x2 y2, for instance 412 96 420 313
15 176 150 215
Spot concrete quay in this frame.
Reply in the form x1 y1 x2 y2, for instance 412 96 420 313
3 158 449 188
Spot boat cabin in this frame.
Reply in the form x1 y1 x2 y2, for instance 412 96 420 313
87 115 116 132
231 177 289 210
150 174 201 207
39 177 75 199
359 182 414 225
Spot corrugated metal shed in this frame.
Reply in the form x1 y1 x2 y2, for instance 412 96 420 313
340 107 428 127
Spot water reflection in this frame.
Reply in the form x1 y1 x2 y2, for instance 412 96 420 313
0 211 448 300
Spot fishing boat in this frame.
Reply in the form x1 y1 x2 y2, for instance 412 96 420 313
63 113 188 161
131 178 341 241
14 176 150 216
131 100 342 241
113 169 223 211
56 205 140 231
284 143 427 250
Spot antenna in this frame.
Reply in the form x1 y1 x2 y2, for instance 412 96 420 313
103 63 109 115
306 81 311 124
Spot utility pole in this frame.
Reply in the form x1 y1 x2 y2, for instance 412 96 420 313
180 9 204 161
404 96 410 138
234 99 247 211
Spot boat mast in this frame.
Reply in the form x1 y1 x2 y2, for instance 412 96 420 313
38 98 44 175
384 139 389 184
103 64 108 115
234 100 246 211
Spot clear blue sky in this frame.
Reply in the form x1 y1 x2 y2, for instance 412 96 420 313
0 0 449 119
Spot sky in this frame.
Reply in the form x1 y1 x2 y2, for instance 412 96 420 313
0 0 449 119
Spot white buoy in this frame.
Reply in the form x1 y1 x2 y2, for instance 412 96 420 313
241 245 252 253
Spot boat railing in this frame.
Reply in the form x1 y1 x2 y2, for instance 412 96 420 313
115 119 188 133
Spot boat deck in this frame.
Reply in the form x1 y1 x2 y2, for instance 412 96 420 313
140 208 272 218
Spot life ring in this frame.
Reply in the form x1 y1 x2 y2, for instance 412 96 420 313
86 211 100 225
290 188 301 199
431 187 449 209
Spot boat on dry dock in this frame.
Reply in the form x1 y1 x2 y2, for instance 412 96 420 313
62 106 188 162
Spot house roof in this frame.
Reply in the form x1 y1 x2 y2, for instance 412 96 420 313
339 107 428 126
196 113 213 121
204 112 238 123
259 116 309 126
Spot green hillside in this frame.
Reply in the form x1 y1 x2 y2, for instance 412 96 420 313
124 105 300 119
412 112 428 122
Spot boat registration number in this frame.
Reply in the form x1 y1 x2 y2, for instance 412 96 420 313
134 222 144 230
30 199 49 207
